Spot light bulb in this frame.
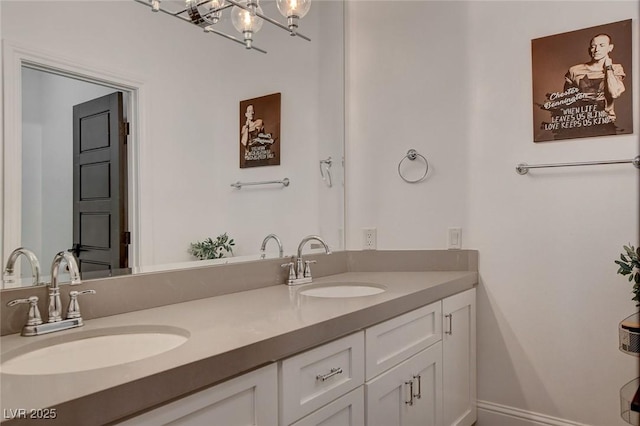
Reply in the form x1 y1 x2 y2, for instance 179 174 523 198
276 0 311 18
231 2 264 48
276 0 310 34
206 0 225 25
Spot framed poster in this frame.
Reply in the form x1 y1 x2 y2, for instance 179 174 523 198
532 20 632 142
239 92 281 168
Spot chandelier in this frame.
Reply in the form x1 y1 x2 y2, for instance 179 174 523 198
134 0 312 54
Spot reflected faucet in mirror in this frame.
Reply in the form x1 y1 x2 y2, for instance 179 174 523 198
260 234 284 259
3 247 41 286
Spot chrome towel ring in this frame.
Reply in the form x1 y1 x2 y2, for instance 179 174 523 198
398 149 429 183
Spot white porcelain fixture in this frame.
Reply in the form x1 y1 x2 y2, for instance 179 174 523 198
1 325 189 375
299 282 386 298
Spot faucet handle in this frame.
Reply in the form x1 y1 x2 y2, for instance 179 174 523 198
303 260 317 278
281 260 296 283
67 289 96 319
7 296 43 326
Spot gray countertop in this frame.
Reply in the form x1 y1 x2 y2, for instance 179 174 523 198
0 270 477 425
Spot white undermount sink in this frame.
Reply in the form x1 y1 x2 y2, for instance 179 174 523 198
299 282 386 298
1 325 189 375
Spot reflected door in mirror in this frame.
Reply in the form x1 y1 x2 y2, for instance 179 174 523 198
72 92 128 277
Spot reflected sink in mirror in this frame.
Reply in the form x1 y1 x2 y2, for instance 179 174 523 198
299 282 386 298
1 325 189 375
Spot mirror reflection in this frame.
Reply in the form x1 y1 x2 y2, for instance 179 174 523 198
1 0 345 288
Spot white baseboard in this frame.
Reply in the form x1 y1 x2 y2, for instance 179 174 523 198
477 400 592 426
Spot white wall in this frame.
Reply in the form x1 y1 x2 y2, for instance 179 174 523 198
346 0 470 251
346 1 639 425
466 2 639 425
2 0 344 267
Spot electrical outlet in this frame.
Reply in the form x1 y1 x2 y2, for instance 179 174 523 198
448 227 462 250
363 228 377 250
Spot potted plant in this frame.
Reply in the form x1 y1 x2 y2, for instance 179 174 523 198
189 233 235 260
614 245 640 306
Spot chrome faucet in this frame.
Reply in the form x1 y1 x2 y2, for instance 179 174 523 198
7 250 94 336
3 247 41 286
48 251 82 322
282 235 332 285
260 234 284 258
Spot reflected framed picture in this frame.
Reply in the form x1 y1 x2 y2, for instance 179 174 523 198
531 20 632 142
239 93 281 168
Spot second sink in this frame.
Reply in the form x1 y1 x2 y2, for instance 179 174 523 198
299 282 386 298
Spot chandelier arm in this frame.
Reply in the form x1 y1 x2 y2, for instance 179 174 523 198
133 0 309 50
206 28 267 53
133 0 267 53
173 0 214 16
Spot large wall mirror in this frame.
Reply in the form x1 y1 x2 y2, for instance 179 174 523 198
1 0 345 288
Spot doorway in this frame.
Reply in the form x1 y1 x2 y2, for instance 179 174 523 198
21 68 131 278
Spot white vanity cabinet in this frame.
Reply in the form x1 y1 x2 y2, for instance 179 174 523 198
364 288 476 426
365 342 443 426
118 288 476 426
442 288 476 426
280 332 365 426
290 387 365 426
117 363 277 426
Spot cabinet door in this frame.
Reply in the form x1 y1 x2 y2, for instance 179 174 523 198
291 387 364 426
118 364 277 425
442 288 476 426
365 342 442 426
365 302 441 380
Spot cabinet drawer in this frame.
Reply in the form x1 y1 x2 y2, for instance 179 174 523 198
291 387 364 426
280 331 365 425
119 363 277 425
365 301 441 380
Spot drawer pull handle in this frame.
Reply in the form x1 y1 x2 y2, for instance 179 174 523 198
445 313 453 335
405 380 414 406
413 375 422 399
316 367 343 382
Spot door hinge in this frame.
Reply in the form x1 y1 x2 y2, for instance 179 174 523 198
121 122 130 140
123 231 131 245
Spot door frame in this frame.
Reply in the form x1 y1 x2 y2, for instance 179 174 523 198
2 40 146 274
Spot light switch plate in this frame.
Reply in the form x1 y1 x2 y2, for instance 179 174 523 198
448 227 462 250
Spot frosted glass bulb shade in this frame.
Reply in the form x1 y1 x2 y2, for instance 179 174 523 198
231 4 264 33
207 0 225 24
209 0 225 9
276 0 311 18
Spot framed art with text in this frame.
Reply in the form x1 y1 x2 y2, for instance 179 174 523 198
239 92 281 168
531 20 632 142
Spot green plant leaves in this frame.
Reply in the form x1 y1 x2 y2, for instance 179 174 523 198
616 244 640 306
188 233 236 260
